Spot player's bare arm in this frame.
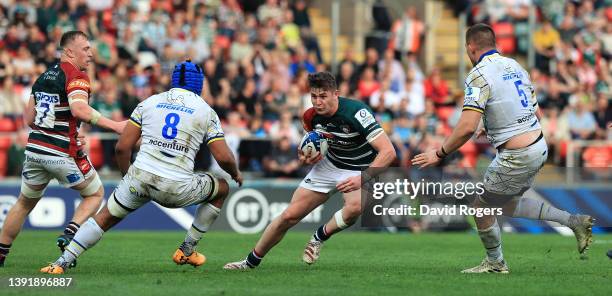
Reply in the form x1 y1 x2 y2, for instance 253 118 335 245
115 120 142 176
336 132 396 193
412 110 482 168
209 139 243 186
69 95 126 134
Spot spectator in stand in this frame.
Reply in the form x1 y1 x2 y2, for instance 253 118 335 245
399 68 425 117
289 46 315 78
540 107 570 157
593 94 612 139
235 79 261 122
602 22 612 59
12 46 36 83
378 49 405 93
257 0 283 24
285 84 304 117
370 79 401 111
424 68 451 107
291 0 311 28
568 101 598 140
357 67 380 102
357 47 379 77
249 117 268 138
0 77 24 119
230 30 254 62
390 6 425 59
391 116 414 167
533 19 561 75
336 61 358 95
6 129 28 177
263 136 300 178
269 112 300 145
558 2 579 42
280 10 301 51
91 84 124 171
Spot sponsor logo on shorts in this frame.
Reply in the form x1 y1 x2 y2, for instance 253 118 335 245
66 173 81 183
304 178 313 184
26 155 66 165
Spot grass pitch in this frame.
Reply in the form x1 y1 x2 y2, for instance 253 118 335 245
0 231 610 295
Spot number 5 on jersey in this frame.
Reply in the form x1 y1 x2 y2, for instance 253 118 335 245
513 80 529 108
162 113 181 139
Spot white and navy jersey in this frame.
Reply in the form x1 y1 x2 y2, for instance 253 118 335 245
463 50 540 148
129 88 224 181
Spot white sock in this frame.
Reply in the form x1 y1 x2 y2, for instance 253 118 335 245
58 218 104 266
478 219 504 262
512 198 571 226
185 203 221 245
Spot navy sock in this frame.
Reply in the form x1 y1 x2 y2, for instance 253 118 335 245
313 225 331 242
245 250 263 268
0 243 11 266
64 221 80 236
0 243 11 255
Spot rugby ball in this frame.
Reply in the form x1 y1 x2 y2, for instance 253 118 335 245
300 131 328 158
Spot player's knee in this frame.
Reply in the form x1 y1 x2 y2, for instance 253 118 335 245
209 179 229 208
343 200 362 222
20 182 46 199
16 193 40 211
279 210 301 227
215 179 229 200
78 174 104 198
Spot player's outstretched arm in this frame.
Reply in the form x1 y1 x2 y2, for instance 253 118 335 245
69 96 126 134
115 121 142 176
208 139 243 186
412 110 482 168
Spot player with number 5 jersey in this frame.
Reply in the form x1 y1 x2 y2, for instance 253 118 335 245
41 60 243 274
412 24 593 274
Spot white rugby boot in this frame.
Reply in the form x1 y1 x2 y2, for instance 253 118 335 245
303 238 323 265
461 258 509 274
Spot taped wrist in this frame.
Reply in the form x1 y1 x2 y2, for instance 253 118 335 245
90 109 101 125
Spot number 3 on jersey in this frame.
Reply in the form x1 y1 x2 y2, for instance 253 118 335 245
514 80 529 108
162 113 180 139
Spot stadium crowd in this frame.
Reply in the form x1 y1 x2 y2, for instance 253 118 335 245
0 0 610 178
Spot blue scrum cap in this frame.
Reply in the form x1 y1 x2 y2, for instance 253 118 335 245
171 59 204 95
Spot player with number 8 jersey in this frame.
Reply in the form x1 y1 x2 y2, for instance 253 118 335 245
41 60 243 274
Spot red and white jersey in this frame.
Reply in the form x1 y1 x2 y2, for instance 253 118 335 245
26 62 91 158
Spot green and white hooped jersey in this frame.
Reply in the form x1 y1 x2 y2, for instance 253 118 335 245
463 50 541 148
303 97 384 171
129 88 224 181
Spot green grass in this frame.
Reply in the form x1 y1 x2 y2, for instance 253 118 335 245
0 231 610 295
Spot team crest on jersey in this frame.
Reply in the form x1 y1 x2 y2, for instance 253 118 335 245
354 109 375 128
341 124 351 133
464 87 481 104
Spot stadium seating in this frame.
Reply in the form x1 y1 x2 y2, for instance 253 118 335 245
0 118 17 132
491 23 516 55
0 136 11 177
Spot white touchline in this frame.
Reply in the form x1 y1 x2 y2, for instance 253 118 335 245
524 189 573 237
155 205 194 230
